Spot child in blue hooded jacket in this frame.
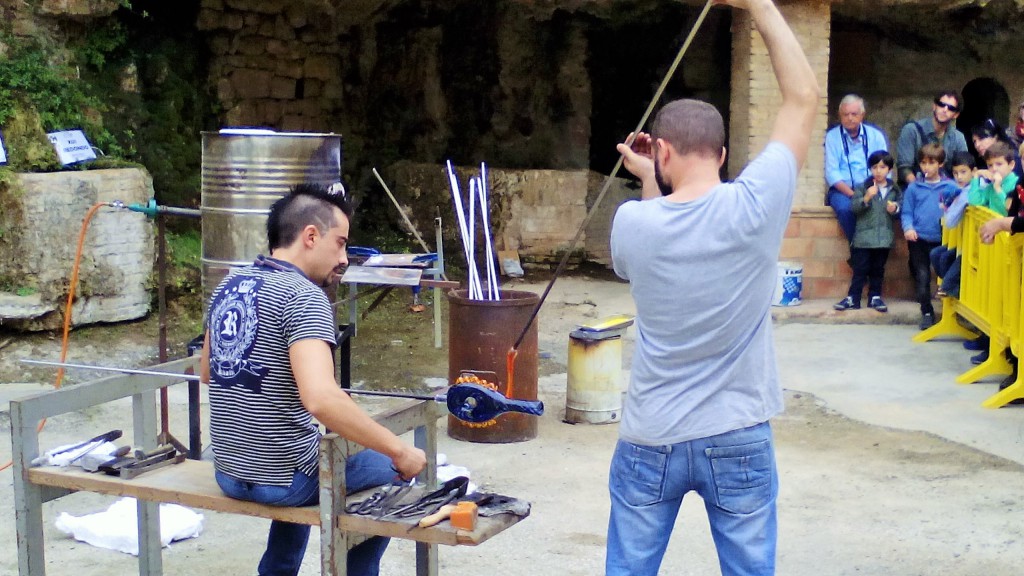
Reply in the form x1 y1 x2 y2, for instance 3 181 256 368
902 142 959 329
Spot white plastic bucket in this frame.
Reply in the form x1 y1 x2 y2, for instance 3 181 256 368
772 262 802 307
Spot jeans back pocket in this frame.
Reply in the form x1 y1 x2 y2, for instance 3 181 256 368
706 439 775 515
611 441 670 507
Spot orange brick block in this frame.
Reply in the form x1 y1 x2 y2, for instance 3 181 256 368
801 258 835 278
784 219 801 238
801 217 842 238
780 238 814 260
813 237 850 259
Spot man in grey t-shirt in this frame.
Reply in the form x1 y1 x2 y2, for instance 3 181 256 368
605 1 818 574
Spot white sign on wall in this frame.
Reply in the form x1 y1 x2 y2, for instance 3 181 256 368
47 130 97 165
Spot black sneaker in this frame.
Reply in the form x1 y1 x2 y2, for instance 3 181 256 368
833 296 860 311
971 350 989 365
869 296 888 312
919 313 935 330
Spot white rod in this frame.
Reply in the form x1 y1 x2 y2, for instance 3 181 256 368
447 161 476 298
446 158 481 297
479 162 499 301
480 164 500 300
467 178 482 299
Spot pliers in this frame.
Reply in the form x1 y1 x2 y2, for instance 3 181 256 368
345 477 414 518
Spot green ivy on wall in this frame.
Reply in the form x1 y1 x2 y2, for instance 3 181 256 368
0 32 125 171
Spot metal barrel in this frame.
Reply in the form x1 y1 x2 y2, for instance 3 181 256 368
447 289 539 443
565 329 623 424
200 131 342 306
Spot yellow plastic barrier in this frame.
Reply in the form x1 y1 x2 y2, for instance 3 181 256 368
913 206 1014 385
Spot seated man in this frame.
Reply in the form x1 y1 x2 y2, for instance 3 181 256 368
824 94 889 244
200 183 427 576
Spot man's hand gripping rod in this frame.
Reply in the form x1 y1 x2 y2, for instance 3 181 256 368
21 359 544 424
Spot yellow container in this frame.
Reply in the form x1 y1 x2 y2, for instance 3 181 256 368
566 329 623 424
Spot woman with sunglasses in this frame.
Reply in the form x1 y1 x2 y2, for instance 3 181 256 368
895 90 969 187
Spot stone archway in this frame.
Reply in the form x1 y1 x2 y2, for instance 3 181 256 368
958 77 1010 157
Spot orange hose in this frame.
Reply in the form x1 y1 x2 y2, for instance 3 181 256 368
0 202 108 473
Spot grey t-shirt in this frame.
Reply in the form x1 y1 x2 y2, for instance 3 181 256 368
610 142 797 446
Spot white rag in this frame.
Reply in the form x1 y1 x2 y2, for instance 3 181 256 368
55 497 204 555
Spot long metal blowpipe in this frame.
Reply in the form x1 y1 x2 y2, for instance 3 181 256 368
509 0 714 354
501 0 714 398
20 359 543 423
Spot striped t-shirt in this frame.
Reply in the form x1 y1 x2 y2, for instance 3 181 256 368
206 256 336 486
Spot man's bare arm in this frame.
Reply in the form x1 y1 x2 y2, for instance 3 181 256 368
732 0 820 168
290 339 427 479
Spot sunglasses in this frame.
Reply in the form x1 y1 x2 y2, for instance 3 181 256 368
934 100 961 113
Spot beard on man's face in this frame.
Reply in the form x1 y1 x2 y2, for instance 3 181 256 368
654 158 674 196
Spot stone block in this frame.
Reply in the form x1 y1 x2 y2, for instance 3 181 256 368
304 55 337 81
270 76 296 100
0 169 155 330
231 68 273 99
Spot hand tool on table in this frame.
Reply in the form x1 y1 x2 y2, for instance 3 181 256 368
345 477 414 518
417 500 479 530
369 476 469 531
30 429 123 466
21 360 545 424
81 445 132 472
99 443 185 479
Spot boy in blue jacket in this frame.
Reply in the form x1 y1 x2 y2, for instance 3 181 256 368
902 142 959 329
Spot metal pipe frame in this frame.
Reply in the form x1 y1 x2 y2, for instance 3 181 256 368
11 356 442 576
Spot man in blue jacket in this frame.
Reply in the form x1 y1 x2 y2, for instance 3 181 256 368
825 94 889 244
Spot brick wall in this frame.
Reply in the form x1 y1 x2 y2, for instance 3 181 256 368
782 208 914 300
728 1 830 207
729 0 915 301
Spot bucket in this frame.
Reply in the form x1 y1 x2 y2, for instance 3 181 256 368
447 289 539 443
565 329 623 424
200 131 341 310
771 261 802 307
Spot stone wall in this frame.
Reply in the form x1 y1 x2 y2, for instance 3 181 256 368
197 0 344 132
381 162 607 267
0 169 155 330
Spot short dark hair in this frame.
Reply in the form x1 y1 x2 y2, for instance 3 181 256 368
919 142 946 164
983 141 1015 164
867 150 894 169
950 151 976 170
651 99 725 160
934 90 963 112
267 182 354 251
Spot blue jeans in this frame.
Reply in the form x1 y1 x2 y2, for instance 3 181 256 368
216 450 395 576
828 188 856 244
930 245 961 298
606 422 778 576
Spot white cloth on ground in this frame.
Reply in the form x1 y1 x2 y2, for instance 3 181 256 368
54 497 204 555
